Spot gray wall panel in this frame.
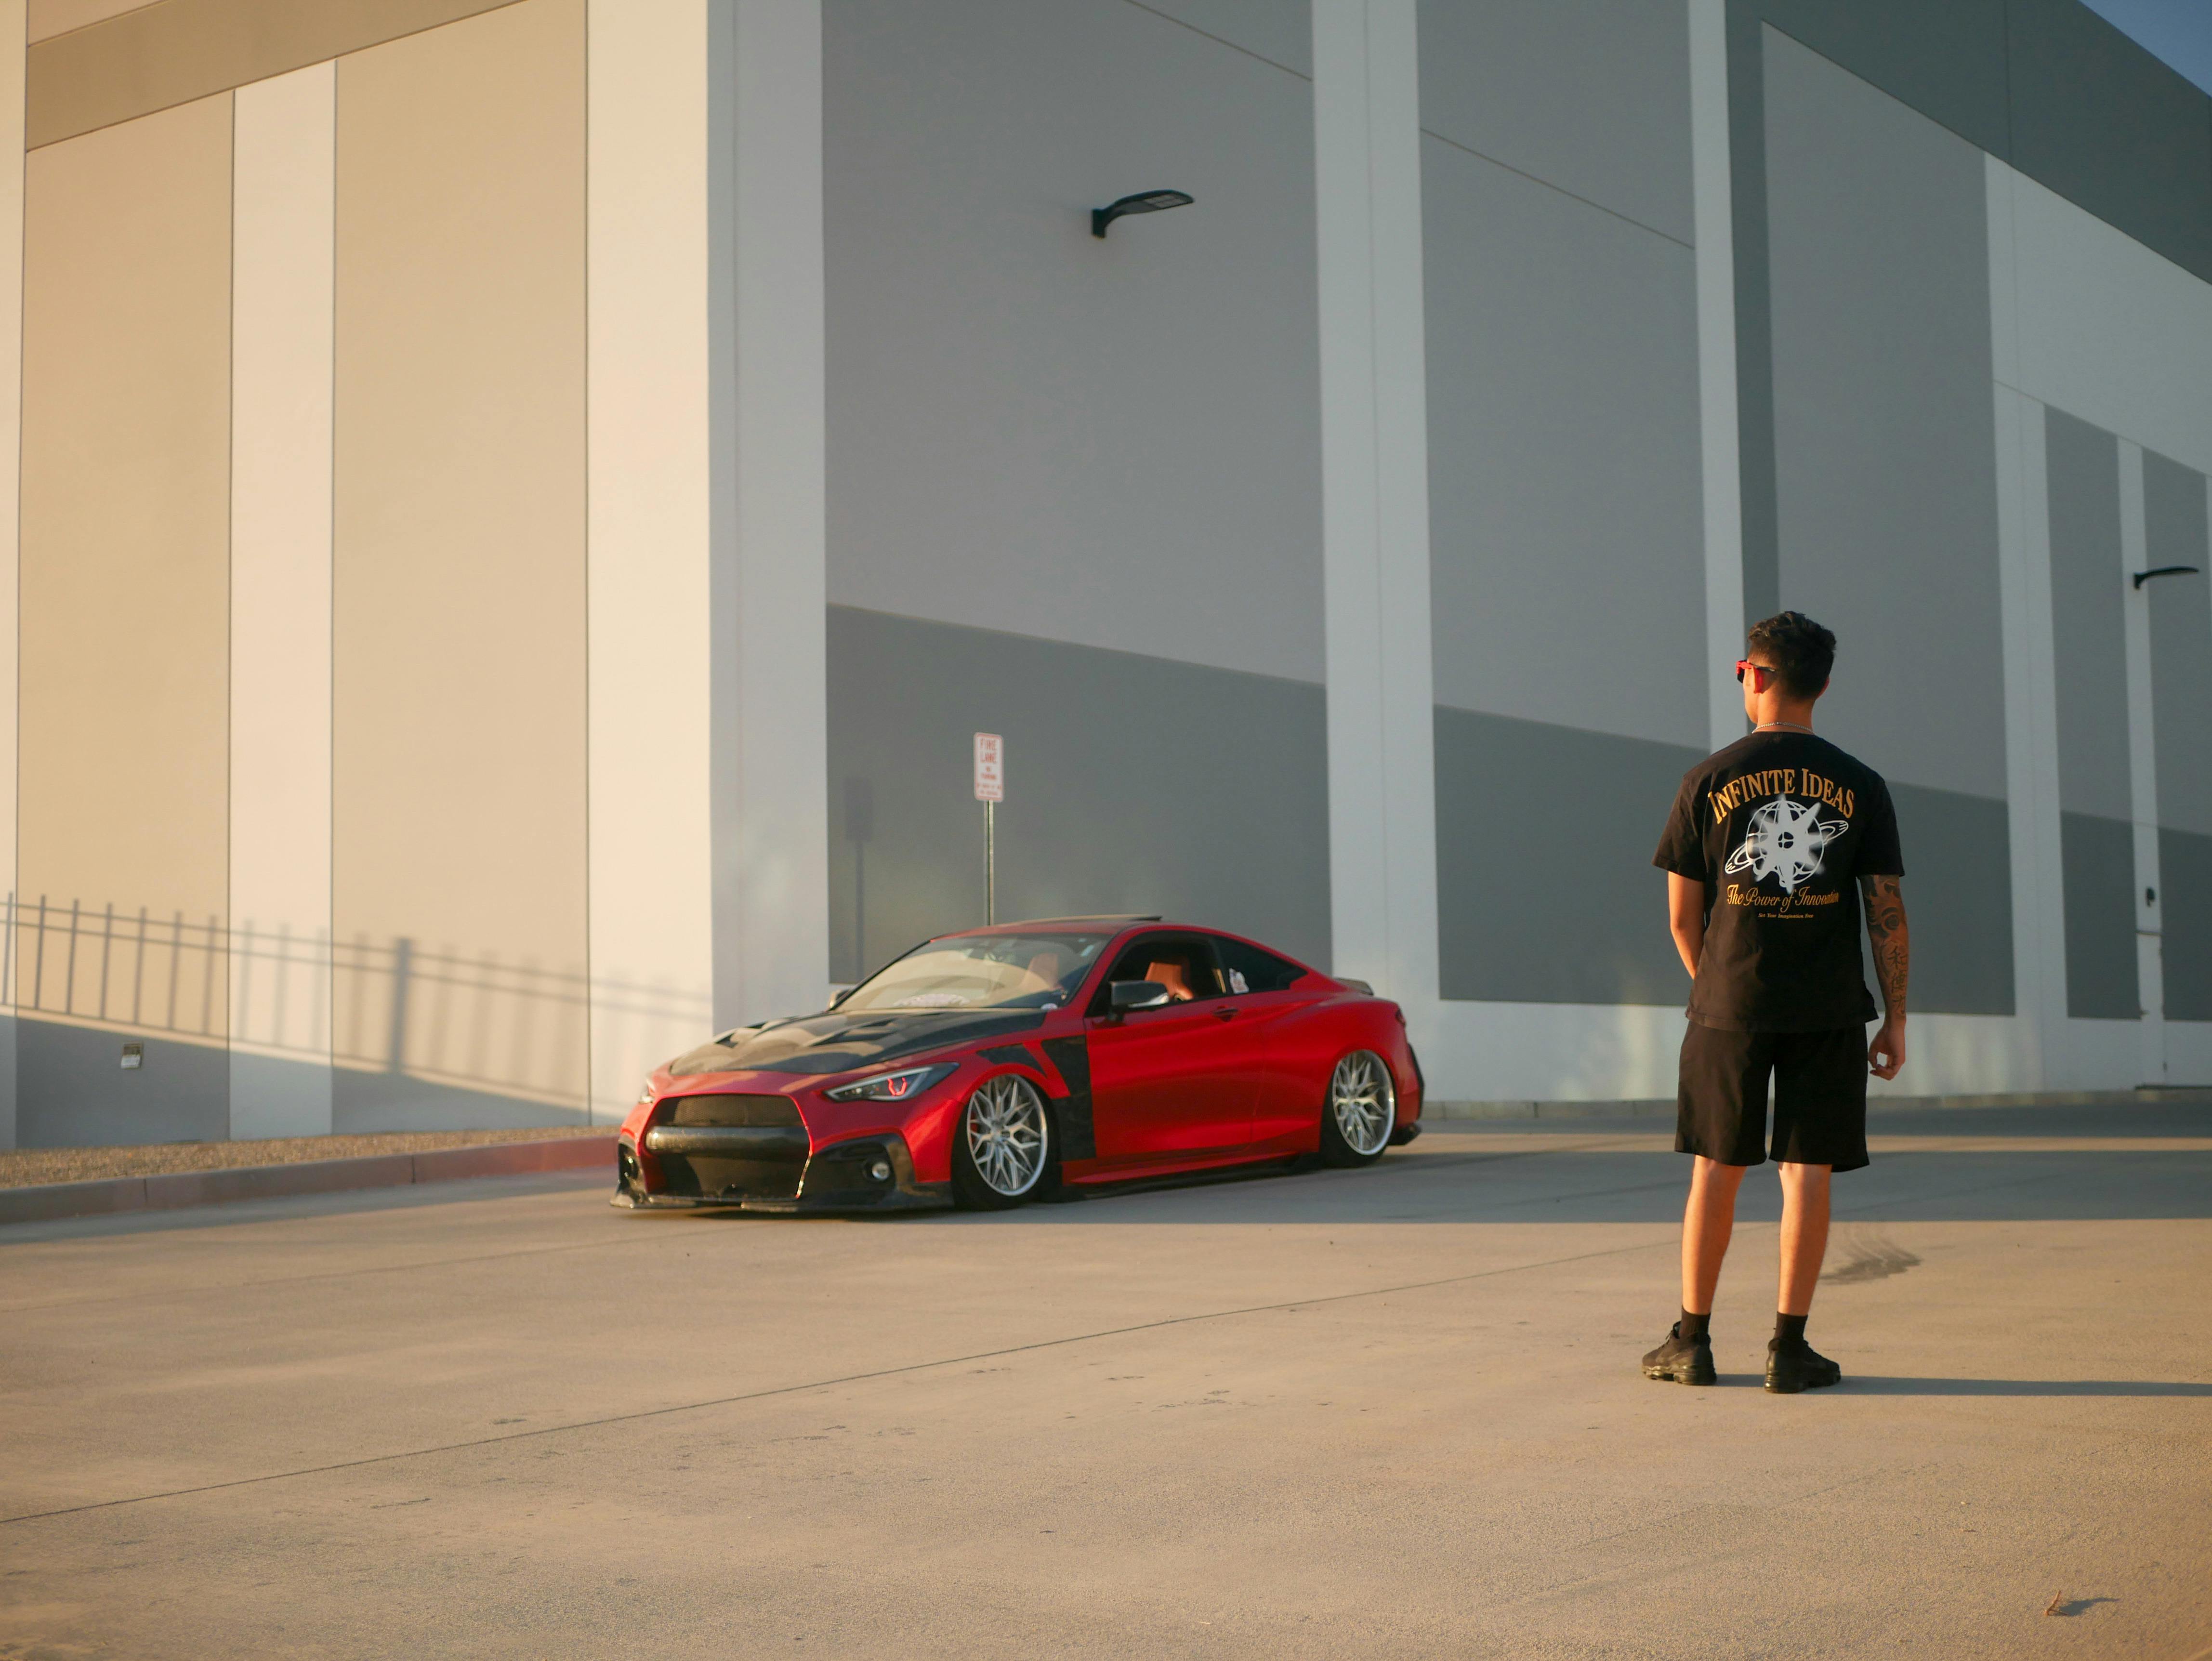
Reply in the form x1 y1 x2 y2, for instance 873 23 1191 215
1880 781 2014 1017
1433 707 1702 1005
1132 0 1310 78
1416 0 1693 244
2159 827 2212 1023
1763 28 2006 801
823 0 1324 684
16 1023 228 1148
2146 451 2212 837
2046 409 2133 822
826 606 1331 984
2063 810 2141 1020
1422 134 1706 750
1746 0 2010 158
2005 0 2212 285
1731 1 2212 290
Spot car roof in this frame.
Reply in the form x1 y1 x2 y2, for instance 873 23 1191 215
929 919 1329 980
938 915 1161 935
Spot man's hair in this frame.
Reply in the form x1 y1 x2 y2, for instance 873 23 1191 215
1745 611 1835 699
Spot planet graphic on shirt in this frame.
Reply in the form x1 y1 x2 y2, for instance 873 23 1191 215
1724 793 1848 894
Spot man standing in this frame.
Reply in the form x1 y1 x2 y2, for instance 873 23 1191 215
1642 612 1910 1393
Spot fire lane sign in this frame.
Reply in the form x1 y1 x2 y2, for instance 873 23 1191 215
973 732 1004 803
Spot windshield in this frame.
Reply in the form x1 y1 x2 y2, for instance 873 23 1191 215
839 931 1112 1013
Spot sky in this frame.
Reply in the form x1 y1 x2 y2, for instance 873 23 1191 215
2077 0 2212 94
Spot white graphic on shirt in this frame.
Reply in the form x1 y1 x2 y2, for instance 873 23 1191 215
1723 793 1848 894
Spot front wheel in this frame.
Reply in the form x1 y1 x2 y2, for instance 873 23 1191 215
1319 1051 1396 1167
951 1074 1054 1209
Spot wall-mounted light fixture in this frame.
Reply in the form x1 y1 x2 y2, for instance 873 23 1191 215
2134 565 2201 589
1092 189 1194 238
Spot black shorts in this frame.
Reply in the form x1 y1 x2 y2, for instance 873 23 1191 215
1676 1022 1869 1172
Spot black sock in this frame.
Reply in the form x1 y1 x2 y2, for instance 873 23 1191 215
1775 1312 1807 1345
1680 1309 1710 1342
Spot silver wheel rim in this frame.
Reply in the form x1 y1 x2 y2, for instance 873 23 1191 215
965 1074 1050 1197
1330 1052 1395 1157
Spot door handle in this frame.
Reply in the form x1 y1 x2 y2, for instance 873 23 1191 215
1213 1006 1237 1020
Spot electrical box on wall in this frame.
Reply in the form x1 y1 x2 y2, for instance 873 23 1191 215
119 1042 143 1071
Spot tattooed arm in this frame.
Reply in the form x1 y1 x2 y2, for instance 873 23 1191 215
1861 874 1909 1080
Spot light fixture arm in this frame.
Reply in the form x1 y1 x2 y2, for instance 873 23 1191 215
1091 189 1195 238
2133 565 2201 589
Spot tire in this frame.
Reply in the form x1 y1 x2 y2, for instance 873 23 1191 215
1318 1050 1396 1167
950 1073 1055 1210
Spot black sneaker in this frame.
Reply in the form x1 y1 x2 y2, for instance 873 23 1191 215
1642 1322 1716 1385
1764 1337 1843 1394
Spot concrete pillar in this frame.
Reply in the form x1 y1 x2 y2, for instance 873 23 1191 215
585 0 717 1120
0 0 21 1150
710 0 830 1033
2119 439 2166 1083
1688 0 1747 752
1311 0 1438 1026
228 61 336 1138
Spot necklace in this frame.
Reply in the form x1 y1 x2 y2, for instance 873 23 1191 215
1756 721 1815 734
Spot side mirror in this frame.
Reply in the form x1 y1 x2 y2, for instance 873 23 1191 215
829 986 855 1008
1108 980 1171 1015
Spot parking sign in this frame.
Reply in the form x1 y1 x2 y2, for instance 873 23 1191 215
974 733 1004 802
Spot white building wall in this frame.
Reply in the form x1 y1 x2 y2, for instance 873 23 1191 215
1988 154 2212 1092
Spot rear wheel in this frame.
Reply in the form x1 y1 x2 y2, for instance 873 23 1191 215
951 1074 1054 1209
1319 1051 1396 1167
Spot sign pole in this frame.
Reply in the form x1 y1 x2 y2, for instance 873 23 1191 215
973 732 1004 926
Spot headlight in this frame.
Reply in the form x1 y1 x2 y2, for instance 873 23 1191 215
826 1062 957 1102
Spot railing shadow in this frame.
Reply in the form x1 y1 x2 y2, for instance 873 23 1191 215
0 892 712 1123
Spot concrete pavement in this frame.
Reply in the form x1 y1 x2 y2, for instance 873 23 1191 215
1 1102 2207 1659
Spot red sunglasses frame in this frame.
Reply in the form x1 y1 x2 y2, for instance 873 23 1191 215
1734 659 1778 691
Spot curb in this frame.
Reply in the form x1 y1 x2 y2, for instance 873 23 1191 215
0 1135 616 1227
1427 1088 2212 1121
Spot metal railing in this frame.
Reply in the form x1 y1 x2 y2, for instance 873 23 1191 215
0 894 712 1111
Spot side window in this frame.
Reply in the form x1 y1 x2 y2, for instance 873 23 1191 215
1213 936 1309 995
1091 935 1225 1011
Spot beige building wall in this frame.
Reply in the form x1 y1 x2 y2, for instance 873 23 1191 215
17 92 234 1145
332 0 589 1129
26 0 529 145
27 0 153 42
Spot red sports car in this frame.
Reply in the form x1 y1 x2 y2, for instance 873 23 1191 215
614 916 1423 1213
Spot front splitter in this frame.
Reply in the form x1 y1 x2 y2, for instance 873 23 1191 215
610 1185 951 1215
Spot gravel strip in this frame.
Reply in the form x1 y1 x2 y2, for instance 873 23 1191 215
0 1126 609 1189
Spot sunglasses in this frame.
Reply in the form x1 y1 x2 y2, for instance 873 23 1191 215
1734 659 1778 690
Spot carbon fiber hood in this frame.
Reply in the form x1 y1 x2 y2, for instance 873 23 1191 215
665 1007 1049 1078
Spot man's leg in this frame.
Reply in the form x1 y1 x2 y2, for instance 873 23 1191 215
1648 1025 1767 1383
1763 1028 1858 1391
1684 1155 1748 1314
1776 1160 1831 1316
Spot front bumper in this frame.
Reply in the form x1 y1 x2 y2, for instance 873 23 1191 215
613 1130 949 1214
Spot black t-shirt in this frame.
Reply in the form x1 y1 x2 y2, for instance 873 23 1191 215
1652 730 1904 1032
